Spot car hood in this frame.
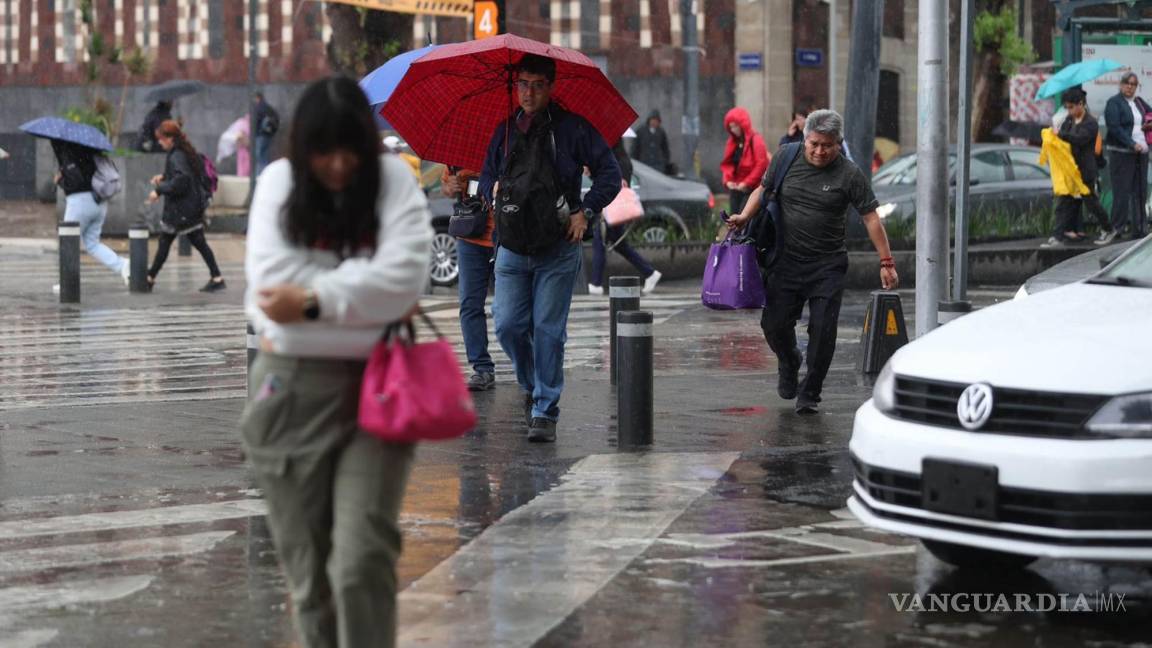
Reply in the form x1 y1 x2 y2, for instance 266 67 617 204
890 282 1152 395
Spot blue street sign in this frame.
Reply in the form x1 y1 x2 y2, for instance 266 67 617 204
795 48 824 67
738 52 763 71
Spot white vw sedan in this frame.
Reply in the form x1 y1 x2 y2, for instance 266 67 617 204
848 236 1152 569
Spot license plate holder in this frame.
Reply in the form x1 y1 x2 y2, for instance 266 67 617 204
921 459 999 521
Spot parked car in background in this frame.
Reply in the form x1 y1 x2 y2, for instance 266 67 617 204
593 160 714 243
857 144 1054 238
422 160 715 286
849 234 1152 569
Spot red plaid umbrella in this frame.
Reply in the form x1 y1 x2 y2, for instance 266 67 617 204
381 34 638 171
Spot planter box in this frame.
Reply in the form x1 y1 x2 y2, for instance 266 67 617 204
55 152 167 235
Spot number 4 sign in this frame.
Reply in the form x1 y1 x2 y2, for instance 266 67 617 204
475 1 498 39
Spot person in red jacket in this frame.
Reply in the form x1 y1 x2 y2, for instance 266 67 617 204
721 107 771 216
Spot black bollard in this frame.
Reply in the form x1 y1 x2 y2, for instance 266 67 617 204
859 291 910 374
937 300 972 326
58 222 81 304
129 226 150 293
246 322 258 398
617 310 654 447
178 233 192 256
608 276 641 385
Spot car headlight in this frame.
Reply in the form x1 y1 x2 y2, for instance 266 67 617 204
872 362 897 413
876 203 897 220
1085 392 1152 438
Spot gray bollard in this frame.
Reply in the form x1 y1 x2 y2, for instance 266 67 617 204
129 226 150 293
178 233 192 256
58 223 81 304
937 300 972 326
617 310 654 447
246 322 258 397
608 276 641 385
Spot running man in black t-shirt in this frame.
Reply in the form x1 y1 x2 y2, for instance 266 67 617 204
727 110 899 414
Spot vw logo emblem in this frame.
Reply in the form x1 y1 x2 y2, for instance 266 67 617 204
956 383 994 430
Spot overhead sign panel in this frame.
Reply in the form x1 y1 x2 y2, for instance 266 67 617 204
322 0 473 18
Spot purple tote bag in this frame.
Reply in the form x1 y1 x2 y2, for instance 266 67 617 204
701 231 765 310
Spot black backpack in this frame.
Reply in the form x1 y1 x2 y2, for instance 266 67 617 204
494 117 568 256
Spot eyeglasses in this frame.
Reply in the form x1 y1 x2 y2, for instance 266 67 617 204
515 80 550 92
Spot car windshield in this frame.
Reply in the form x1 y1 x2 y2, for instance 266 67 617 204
1090 238 1152 288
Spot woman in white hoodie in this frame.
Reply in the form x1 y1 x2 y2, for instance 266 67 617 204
240 77 432 648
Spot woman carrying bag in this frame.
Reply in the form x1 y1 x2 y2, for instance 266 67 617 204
146 120 226 292
241 77 433 648
588 140 662 295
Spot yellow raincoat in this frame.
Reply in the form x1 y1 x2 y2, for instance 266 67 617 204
1038 128 1090 197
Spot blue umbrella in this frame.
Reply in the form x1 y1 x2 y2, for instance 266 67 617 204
1035 58 1125 100
360 44 441 129
19 116 113 152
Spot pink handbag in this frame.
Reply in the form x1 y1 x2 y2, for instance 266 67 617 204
602 180 645 226
358 310 477 442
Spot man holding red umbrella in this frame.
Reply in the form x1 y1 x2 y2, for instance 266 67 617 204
478 54 622 443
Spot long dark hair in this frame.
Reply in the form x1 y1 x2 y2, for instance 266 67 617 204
155 120 204 177
282 77 382 255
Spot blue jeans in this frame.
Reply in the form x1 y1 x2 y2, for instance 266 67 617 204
493 241 582 422
255 134 273 177
591 223 655 287
64 192 126 275
456 239 495 374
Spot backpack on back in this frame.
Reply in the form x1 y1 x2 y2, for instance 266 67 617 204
91 155 122 203
494 118 568 256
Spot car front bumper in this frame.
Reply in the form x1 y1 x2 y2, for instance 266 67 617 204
848 399 1152 562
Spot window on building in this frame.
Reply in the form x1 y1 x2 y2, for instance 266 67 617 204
876 70 901 144
883 0 904 40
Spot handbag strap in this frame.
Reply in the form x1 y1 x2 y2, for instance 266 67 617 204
381 306 445 345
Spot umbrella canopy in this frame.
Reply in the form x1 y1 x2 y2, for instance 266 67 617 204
144 79 207 103
382 34 638 170
19 116 113 152
1035 59 1124 100
360 44 440 129
991 120 1045 143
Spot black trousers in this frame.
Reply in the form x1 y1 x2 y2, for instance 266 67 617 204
150 228 222 278
1108 150 1149 237
760 254 848 402
1053 191 1110 238
729 189 751 217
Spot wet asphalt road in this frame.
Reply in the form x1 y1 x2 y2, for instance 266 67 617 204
0 240 1150 647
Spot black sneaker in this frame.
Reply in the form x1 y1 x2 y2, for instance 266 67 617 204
200 279 226 293
527 417 557 443
467 371 495 392
777 347 802 400
795 395 820 415
523 393 534 427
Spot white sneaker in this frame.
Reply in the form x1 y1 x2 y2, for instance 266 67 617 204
120 260 131 285
642 270 662 294
587 284 604 296
1095 230 1117 246
1040 237 1063 248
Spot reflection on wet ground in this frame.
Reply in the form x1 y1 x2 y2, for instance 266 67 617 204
2 284 1149 646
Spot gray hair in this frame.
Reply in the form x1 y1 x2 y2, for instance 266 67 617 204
1120 71 1139 85
803 109 844 142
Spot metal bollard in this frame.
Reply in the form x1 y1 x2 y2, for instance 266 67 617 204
246 322 258 397
178 233 192 256
608 276 641 385
937 300 972 326
129 226 150 293
58 222 81 304
617 310 654 447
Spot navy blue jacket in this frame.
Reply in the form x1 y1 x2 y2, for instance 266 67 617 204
1103 92 1147 149
478 105 621 216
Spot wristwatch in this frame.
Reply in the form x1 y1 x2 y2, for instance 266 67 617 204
302 289 320 321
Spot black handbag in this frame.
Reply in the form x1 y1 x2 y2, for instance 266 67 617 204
448 196 489 239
